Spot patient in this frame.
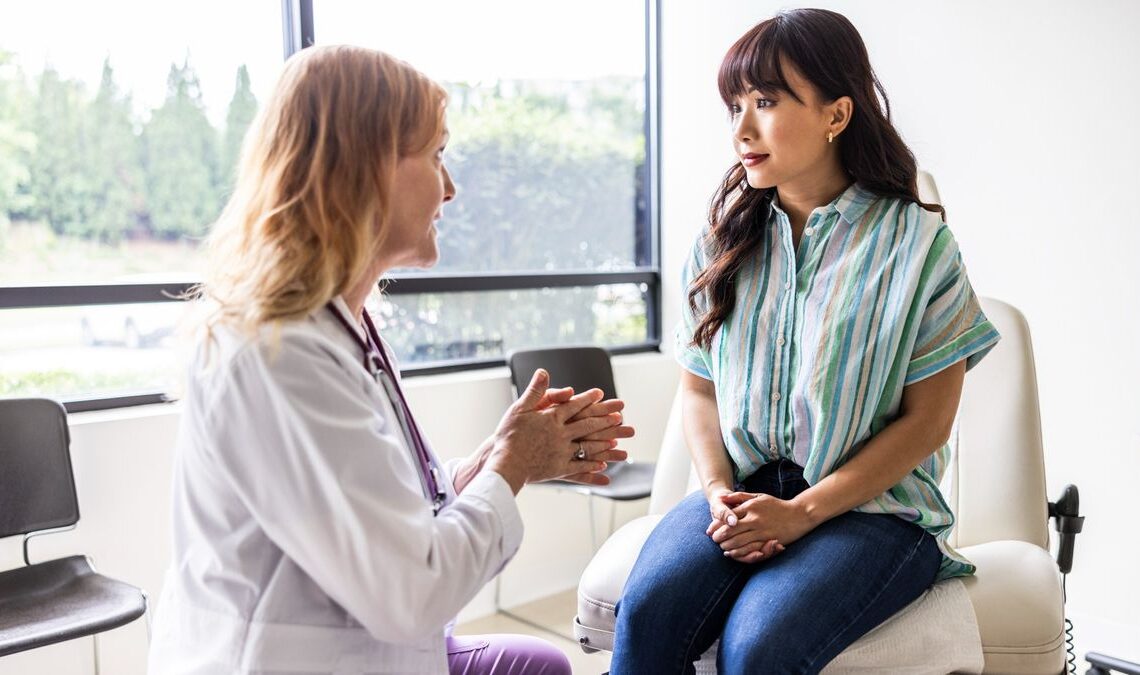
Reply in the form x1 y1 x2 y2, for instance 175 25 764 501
610 9 1000 674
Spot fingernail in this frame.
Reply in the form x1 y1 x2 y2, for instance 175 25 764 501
727 515 738 526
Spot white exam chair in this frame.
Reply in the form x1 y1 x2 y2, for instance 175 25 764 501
572 297 1083 673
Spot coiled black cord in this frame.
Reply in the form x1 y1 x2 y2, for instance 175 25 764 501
1063 574 1076 674
1065 617 1076 674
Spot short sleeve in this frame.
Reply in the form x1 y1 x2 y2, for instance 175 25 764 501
674 230 714 380
905 227 1001 385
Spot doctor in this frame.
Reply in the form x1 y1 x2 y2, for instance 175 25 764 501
147 45 633 674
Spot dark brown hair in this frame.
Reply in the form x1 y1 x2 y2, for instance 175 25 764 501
688 8 943 349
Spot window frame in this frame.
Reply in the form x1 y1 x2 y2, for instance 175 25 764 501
0 0 662 412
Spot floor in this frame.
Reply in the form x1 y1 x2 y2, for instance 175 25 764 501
456 589 612 674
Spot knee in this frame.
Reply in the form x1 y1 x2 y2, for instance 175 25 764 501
718 618 808 674
533 647 572 675
491 634 572 675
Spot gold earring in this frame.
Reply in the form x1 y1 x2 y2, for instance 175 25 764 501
827 131 834 144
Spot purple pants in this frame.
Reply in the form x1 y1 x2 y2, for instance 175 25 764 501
447 633 572 675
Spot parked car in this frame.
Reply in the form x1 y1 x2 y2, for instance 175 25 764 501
80 302 184 348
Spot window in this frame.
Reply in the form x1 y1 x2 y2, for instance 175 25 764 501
0 0 660 409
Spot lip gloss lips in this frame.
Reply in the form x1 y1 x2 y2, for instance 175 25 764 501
741 152 769 167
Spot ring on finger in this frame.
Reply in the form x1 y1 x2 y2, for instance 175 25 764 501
573 442 587 461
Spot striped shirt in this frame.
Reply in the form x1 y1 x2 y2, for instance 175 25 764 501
675 182 1000 579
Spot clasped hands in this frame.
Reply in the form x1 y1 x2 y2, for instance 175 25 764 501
705 486 817 564
484 369 635 494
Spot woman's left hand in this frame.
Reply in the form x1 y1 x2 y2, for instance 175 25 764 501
707 492 817 562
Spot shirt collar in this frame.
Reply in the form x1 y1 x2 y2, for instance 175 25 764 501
769 182 876 226
324 295 368 342
831 182 877 225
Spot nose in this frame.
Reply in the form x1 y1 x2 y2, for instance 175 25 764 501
442 164 456 203
733 110 756 145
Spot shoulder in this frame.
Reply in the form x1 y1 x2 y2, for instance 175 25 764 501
862 195 952 255
872 194 945 233
188 315 364 404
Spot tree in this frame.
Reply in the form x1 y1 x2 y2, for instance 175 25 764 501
25 66 93 237
82 57 143 242
221 64 257 194
378 78 648 361
141 57 220 239
0 50 34 245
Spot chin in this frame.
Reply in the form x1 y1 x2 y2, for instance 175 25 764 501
745 169 778 190
418 250 440 269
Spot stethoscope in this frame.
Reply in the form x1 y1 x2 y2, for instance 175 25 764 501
327 303 448 516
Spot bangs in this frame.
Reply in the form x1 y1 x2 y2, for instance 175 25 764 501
717 19 802 106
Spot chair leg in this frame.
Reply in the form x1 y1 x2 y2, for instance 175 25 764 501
492 569 504 614
493 569 576 642
91 634 101 675
142 589 152 645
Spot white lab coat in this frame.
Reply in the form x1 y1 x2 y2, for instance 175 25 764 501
147 298 524 675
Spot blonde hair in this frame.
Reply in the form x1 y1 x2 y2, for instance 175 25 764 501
195 45 446 334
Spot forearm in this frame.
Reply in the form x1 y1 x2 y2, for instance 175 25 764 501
451 437 495 495
793 413 950 526
682 382 735 494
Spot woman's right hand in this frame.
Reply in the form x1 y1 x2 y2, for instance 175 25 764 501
704 485 783 563
485 369 632 494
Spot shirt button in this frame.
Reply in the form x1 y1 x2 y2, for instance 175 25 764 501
804 227 815 236
776 337 786 346
772 392 781 401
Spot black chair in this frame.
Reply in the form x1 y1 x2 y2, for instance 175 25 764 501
507 346 655 547
496 347 655 635
0 398 147 663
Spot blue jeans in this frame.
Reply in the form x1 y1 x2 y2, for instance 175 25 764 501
610 459 941 675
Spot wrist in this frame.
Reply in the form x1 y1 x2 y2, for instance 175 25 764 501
485 451 527 495
792 491 827 528
703 480 733 499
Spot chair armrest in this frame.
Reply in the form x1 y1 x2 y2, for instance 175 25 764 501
1086 651 1140 675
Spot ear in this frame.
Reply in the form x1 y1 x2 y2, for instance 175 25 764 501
828 95 854 136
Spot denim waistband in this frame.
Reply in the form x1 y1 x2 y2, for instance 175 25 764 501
739 458 809 501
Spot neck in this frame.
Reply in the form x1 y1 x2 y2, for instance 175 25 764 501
776 163 852 232
343 261 386 321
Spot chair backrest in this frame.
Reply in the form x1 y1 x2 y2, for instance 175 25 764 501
507 346 617 400
0 398 80 540
651 297 1049 550
952 298 1049 549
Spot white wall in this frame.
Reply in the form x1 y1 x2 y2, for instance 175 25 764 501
659 0 1140 663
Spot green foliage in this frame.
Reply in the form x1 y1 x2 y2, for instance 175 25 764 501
221 65 258 195
440 79 644 273
2 58 652 365
81 58 143 242
141 59 221 239
3 55 256 243
0 367 146 398
0 50 34 247
380 78 648 359
25 67 94 237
